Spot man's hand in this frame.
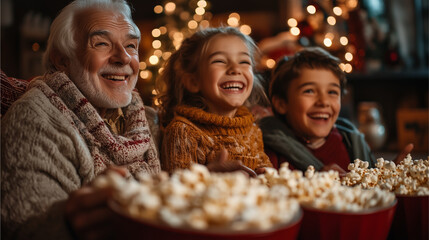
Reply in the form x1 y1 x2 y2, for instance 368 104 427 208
207 149 257 177
65 186 117 240
65 166 128 240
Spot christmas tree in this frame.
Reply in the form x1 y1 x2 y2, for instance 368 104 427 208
259 0 365 73
138 0 212 104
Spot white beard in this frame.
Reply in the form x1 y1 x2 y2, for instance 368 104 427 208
68 59 134 109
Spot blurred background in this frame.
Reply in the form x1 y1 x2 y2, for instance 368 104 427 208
1 0 428 156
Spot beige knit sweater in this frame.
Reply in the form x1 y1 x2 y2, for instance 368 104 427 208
1 85 160 239
161 105 272 173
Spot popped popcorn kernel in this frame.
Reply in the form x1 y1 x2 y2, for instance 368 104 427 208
94 164 299 231
259 165 394 212
342 154 429 196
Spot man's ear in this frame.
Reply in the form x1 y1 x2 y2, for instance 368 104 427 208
50 52 69 72
182 73 199 93
271 96 288 114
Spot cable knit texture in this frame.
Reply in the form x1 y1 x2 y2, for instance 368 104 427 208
29 72 161 176
1 71 160 240
161 105 272 172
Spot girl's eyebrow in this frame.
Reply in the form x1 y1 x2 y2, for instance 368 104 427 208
208 51 250 59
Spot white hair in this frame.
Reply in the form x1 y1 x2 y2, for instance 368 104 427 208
43 0 140 72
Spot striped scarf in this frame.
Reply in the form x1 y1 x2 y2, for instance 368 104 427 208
28 71 160 176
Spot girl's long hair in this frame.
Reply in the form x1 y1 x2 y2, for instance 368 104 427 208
155 26 268 128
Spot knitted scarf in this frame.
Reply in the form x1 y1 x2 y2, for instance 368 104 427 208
175 105 255 135
161 105 272 172
259 116 376 171
28 72 160 176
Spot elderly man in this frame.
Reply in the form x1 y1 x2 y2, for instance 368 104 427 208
1 0 160 239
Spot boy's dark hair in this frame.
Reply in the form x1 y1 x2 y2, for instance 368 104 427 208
269 47 347 109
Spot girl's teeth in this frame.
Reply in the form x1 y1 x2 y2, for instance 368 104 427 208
221 83 243 89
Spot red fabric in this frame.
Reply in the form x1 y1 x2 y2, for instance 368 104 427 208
1 70 29 116
265 149 279 169
264 127 350 171
265 148 295 170
307 128 351 171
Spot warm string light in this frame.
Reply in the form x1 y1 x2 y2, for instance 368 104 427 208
327 16 336 25
164 2 176 14
139 62 147 70
265 59 276 69
154 5 163 14
323 38 332 47
227 12 240 27
188 20 198 29
307 5 316 14
141 0 212 96
152 29 161 37
146 0 359 85
152 40 161 49
282 2 358 73
339 62 353 73
225 12 252 35
333 7 343 16
290 27 300 36
346 0 359 9
287 18 298 27
340 36 348 45
140 70 152 79
149 55 159 65
195 7 205 15
345 52 353 61
197 0 207 7
240 25 252 35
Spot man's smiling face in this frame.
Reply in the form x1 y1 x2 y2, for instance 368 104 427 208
69 8 140 109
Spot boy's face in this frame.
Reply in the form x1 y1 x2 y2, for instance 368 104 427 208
196 35 254 117
275 68 341 143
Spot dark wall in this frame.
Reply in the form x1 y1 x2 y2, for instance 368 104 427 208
347 70 429 151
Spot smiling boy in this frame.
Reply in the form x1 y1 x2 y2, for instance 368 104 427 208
259 47 376 172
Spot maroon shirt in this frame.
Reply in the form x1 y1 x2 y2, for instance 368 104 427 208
305 127 351 171
265 127 351 171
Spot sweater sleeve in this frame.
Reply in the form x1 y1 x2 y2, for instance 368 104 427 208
1 90 94 240
255 126 273 169
160 118 202 173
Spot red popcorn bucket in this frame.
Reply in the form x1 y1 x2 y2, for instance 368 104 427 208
298 199 397 240
109 201 303 240
388 195 429 240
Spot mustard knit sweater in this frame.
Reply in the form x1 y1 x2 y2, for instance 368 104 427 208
161 105 272 173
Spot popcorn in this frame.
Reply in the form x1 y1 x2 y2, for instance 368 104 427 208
258 164 395 212
95 164 299 231
341 154 429 196
96 156 409 232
